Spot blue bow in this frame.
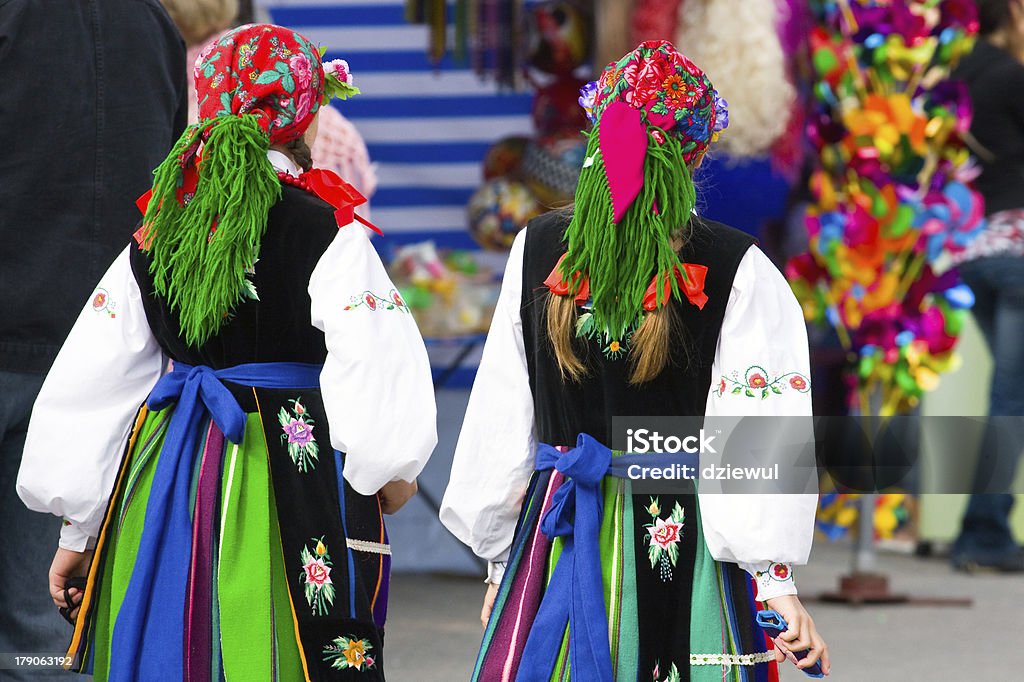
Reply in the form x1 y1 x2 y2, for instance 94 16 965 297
517 433 614 681
110 361 321 681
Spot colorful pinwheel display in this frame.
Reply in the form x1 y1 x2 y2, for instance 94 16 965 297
787 0 984 415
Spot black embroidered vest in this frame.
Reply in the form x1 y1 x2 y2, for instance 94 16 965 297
520 211 756 447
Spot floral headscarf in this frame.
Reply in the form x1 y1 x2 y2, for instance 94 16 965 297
141 24 355 347
555 40 728 344
193 24 325 144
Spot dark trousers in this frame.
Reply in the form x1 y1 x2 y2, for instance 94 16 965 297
0 371 66 680
953 257 1024 559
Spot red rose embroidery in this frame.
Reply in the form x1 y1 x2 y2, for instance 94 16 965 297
364 294 377 310
772 563 790 580
790 376 808 391
748 373 767 388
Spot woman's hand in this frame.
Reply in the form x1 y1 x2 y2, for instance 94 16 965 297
763 594 830 676
378 479 418 515
49 547 94 622
480 583 499 628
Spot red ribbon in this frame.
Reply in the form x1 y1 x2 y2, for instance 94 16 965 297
543 254 590 303
299 168 383 235
132 165 383 249
544 255 708 311
642 263 709 311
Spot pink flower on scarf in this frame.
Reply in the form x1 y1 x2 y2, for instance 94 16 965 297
290 53 312 90
296 90 313 122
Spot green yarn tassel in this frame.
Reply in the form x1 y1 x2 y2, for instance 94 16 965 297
560 122 697 341
143 115 281 347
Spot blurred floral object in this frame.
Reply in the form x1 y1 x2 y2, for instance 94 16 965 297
389 241 499 337
676 0 796 158
467 179 544 252
817 492 912 541
786 0 984 417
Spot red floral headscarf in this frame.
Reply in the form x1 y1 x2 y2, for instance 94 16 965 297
193 24 326 144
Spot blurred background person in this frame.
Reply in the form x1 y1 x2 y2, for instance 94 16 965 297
949 0 1024 572
0 0 187 675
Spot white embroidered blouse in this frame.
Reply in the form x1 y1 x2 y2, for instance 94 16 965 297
440 228 817 601
17 152 437 553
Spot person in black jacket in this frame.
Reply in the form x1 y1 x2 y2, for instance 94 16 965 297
949 0 1024 573
0 0 186 674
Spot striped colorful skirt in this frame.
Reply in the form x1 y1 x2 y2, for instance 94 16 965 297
475 452 780 682
67 366 391 681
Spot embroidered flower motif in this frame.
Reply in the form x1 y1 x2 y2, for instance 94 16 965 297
91 288 117 318
653 661 681 682
283 418 314 445
323 635 376 671
755 561 794 597
643 497 685 582
344 289 411 313
279 397 319 472
649 516 681 549
300 536 335 615
576 310 637 360
295 90 313 122
716 365 812 399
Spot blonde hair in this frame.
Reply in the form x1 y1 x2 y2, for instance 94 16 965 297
546 295 681 385
161 0 239 46
545 228 690 385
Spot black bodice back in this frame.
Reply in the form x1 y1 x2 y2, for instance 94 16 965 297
130 186 341 368
520 211 756 446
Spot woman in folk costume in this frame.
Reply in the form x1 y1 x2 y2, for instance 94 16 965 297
441 41 830 681
17 24 436 681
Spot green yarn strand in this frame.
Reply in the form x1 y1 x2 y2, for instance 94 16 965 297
561 124 697 341
144 115 281 347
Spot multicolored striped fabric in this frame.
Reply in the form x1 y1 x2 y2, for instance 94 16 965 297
475 450 779 682
65 365 392 681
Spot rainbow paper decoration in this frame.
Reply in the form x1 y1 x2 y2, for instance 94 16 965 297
787 0 984 416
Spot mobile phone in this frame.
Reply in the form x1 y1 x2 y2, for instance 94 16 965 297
756 609 824 678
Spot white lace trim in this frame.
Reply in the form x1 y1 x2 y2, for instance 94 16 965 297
689 651 775 666
346 538 391 555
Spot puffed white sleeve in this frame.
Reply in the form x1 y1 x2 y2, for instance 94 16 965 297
309 225 437 495
440 229 536 584
17 246 165 552
699 245 818 601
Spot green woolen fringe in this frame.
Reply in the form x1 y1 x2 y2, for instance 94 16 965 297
143 115 282 347
560 123 697 341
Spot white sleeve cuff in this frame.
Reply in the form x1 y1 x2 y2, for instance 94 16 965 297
486 561 507 585
740 561 798 601
58 521 97 553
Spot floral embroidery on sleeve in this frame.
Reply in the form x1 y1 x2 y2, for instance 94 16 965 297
643 497 685 582
754 562 794 593
343 289 410 313
715 365 810 399
279 397 319 472
91 288 117 318
323 635 376 671
300 537 335 615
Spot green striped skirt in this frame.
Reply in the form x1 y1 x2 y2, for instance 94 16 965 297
68 384 391 681
474 463 780 682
